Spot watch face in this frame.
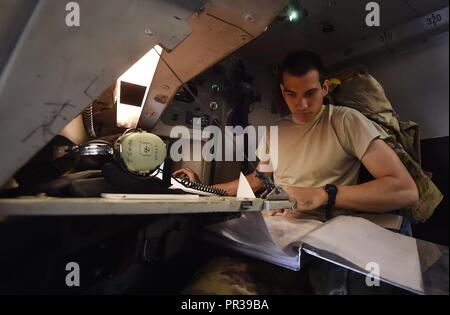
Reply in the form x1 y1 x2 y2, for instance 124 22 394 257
326 184 337 193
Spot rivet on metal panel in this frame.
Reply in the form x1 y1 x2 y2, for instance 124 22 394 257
241 34 249 41
154 94 168 104
245 14 256 23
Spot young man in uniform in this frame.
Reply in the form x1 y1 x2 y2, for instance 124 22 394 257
175 51 419 294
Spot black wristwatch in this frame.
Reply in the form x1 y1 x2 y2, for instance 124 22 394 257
324 184 338 220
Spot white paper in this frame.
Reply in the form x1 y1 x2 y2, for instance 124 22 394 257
101 193 199 200
262 212 323 249
301 216 424 294
236 172 256 198
205 211 301 270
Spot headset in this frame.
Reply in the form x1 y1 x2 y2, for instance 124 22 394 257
76 128 167 177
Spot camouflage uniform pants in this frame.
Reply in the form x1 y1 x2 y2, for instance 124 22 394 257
182 253 396 295
182 253 311 295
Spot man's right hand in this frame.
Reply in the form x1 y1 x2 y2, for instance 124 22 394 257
172 168 201 183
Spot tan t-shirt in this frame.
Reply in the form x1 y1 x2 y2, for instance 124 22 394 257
257 104 382 220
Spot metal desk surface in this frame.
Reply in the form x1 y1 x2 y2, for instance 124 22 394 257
0 196 293 216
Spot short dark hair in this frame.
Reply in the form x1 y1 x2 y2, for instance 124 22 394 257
279 51 325 84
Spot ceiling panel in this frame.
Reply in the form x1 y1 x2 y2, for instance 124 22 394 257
236 0 448 65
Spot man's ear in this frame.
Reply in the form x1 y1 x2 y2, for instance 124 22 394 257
279 83 284 94
322 79 330 96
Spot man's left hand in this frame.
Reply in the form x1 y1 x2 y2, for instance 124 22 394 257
282 186 328 212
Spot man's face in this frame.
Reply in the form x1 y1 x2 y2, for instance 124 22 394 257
280 70 329 124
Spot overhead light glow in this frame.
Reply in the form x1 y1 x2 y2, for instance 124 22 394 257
289 10 299 22
116 45 163 129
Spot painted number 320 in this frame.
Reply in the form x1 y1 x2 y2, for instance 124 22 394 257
426 13 442 27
